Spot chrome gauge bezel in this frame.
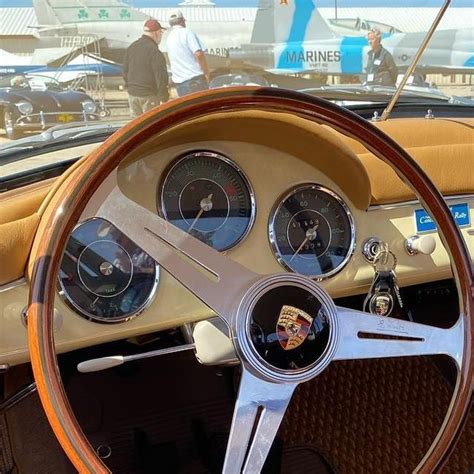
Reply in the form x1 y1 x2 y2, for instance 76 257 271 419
158 150 256 252
57 218 160 324
268 184 356 280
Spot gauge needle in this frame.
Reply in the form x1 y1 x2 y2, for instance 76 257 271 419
188 193 213 232
289 224 319 262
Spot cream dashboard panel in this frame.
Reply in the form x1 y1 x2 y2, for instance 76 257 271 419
1 142 473 366
119 138 474 297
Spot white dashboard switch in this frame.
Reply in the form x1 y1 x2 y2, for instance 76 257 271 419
406 234 436 255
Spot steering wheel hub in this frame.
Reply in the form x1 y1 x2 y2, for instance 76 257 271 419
235 274 339 383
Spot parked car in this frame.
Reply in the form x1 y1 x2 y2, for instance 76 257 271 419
0 74 99 140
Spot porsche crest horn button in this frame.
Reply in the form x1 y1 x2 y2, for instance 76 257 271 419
276 305 313 350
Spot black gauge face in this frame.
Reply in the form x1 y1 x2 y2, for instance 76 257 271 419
159 152 255 251
58 218 158 323
270 185 355 278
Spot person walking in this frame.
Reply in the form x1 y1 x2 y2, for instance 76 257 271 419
166 10 210 97
123 19 169 117
366 28 398 86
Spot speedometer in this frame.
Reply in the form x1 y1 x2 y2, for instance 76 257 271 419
269 184 355 279
159 151 255 251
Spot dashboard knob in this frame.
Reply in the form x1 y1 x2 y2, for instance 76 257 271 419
406 234 436 255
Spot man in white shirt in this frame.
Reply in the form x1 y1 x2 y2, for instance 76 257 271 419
166 10 210 97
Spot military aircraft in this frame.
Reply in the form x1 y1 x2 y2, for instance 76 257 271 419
4 0 473 77
231 0 474 75
27 0 404 58
29 0 251 65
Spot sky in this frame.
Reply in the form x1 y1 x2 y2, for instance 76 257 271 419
0 0 472 7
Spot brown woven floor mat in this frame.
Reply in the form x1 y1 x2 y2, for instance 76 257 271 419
5 351 472 473
280 356 473 474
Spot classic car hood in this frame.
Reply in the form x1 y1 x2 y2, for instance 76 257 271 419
1 89 90 112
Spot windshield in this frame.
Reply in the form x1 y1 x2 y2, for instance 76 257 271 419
0 0 472 160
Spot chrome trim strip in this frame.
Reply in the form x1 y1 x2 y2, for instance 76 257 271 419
368 194 474 212
0 277 26 293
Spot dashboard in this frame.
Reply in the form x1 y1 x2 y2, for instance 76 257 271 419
0 110 473 365
58 148 358 324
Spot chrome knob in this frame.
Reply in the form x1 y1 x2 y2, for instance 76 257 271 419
406 234 436 255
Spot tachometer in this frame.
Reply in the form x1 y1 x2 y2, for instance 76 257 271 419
269 184 355 279
58 218 159 323
159 151 255 251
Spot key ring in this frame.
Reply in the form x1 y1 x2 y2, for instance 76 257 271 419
372 249 397 272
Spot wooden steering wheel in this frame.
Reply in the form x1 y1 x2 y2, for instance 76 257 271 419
28 88 473 473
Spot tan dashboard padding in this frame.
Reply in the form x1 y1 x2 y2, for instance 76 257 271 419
334 118 474 204
0 179 54 225
0 213 39 284
341 118 473 154
26 158 88 282
0 157 87 286
360 143 474 204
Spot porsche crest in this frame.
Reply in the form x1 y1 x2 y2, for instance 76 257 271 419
280 0 289 4
276 305 313 351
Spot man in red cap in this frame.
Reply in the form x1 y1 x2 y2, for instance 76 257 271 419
123 19 169 117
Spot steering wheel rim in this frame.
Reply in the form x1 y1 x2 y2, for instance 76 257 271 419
27 87 473 473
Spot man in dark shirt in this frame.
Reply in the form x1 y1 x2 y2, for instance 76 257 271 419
366 28 398 86
123 19 169 117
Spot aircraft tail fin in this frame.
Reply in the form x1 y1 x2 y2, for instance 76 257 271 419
32 0 61 25
33 0 148 26
251 0 337 44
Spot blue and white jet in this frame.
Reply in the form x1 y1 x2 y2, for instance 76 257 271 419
231 0 474 75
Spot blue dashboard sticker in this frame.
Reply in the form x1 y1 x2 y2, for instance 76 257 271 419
415 203 470 233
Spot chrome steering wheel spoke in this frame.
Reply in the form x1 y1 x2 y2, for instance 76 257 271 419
223 369 296 474
334 307 464 368
93 172 259 324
